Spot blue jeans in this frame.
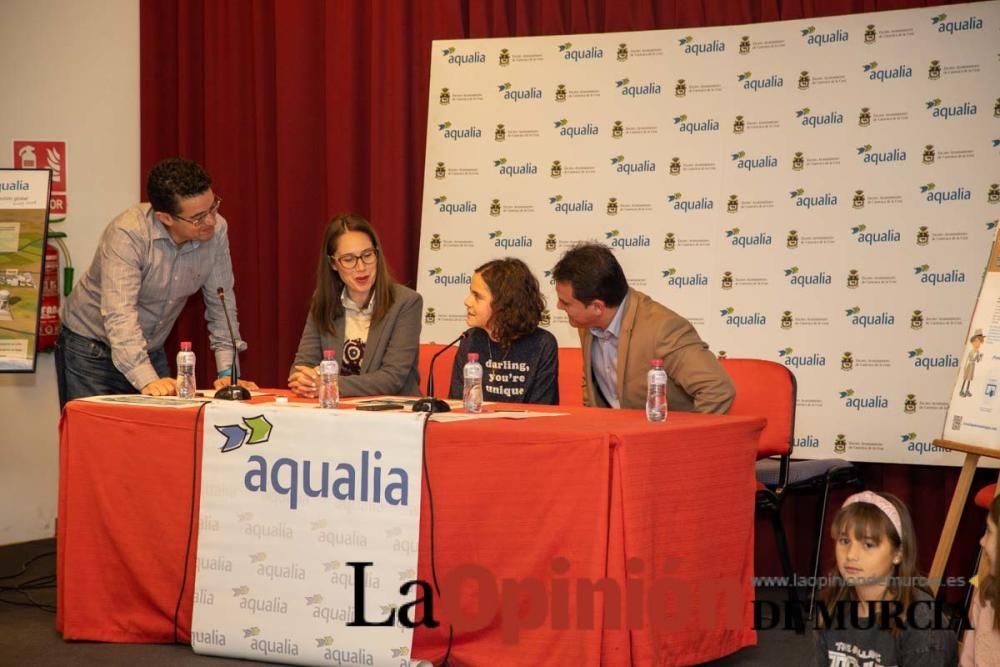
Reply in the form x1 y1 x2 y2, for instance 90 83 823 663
54 327 169 409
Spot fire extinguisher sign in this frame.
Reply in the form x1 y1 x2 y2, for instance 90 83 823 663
14 141 67 221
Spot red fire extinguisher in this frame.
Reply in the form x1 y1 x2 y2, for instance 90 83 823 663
38 231 73 352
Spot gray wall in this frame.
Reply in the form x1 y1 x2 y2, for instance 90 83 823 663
0 0 140 544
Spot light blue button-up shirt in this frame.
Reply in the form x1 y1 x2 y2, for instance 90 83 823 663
589 292 629 408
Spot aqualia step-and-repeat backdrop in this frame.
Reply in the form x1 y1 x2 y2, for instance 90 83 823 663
416 1 1000 465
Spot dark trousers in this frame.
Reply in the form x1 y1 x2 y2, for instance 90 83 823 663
54 327 168 410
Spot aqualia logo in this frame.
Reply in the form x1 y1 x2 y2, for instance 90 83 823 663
548 194 593 215
432 195 477 214
851 224 901 245
720 306 767 328
778 347 827 369
862 61 913 82
493 158 537 177
496 82 542 102
789 187 838 209
737 71 783 92
796 435 820 449
558 42 604 62
667 192 714 213
672 114 720 135
784 266 832 287
801 25 849 46
488 230 532 250
919 182 972 204
795 107 844 128
901 431 944 455
913 264 966 286
839 388 888 410
615 77 662 98
726 227 772 248
926 98 977 120
427 267 472 286
605 229 651 249
661 267 709 289
610 155 656 175
553 118 599 138
908 347 959 370
931 13 983 35
857 144 907 165
731 150 778 172
437 121 482 141
441 46 486 66
678 35 725 55
845 306 895 328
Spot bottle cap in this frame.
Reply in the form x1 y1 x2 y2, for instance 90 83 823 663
468 353 479 361
275 396 289 404
651 359 664 368
180 341 192 351
323 349 335 360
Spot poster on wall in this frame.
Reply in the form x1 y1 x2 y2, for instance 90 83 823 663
942 228 1000 451
0 169 53 372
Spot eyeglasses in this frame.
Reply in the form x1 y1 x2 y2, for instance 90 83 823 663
330 247 378 270
172 197 222 226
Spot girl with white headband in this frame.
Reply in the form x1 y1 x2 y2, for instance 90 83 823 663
815 490 957 666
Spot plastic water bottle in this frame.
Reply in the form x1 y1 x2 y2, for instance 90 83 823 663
176 342 196 399
318 349 340 409
646 359 668 422
462 353 483 413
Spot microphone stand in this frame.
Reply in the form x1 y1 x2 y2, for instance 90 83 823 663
412 331 467 413
214 287 251 401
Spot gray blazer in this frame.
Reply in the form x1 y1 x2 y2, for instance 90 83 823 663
290 283 423 396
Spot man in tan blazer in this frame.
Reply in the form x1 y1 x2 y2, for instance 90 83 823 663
552 243 734 414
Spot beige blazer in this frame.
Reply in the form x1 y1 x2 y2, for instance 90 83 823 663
578 289 734 414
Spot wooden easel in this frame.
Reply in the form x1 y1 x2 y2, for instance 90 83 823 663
928 439 1000 596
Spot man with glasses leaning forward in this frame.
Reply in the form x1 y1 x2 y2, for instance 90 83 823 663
55 157 257 408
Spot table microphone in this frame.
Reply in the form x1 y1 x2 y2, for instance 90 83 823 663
412 330 468 413
214 287 251 401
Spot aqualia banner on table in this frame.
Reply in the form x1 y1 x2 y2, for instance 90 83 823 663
416 1 1000 466
192 403 429 667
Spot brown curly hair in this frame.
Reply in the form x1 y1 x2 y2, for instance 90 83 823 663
476 257 544 351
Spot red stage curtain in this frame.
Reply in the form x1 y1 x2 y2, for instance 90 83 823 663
140 0 987 594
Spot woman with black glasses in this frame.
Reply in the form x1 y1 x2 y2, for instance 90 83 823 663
288 213 422 397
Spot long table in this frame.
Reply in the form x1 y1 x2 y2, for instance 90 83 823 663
56 396 764 666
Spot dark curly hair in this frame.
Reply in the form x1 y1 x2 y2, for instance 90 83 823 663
477 257 544 351
146 158 212 215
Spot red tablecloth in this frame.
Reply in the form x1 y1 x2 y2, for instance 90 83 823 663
57 397 763 667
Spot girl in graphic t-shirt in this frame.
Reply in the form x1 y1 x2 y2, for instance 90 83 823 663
815 491 957 666
449 258 559 405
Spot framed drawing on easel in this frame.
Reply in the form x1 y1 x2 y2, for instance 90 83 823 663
930 225 1000 592
943 227 1000 452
